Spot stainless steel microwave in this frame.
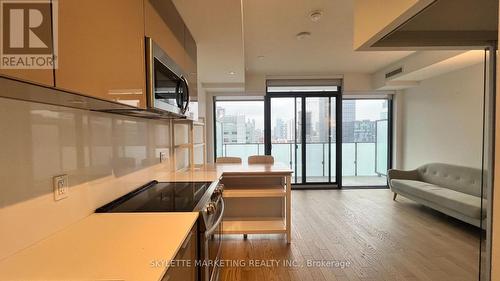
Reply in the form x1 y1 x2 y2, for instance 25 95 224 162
145 37 190 117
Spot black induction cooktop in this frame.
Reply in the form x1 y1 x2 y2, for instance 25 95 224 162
95 181 212 213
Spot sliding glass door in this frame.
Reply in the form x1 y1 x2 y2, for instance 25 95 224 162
305 97 332 183
214 95 391 188
266 93 341 186
269 97 301 183
341 99 391 187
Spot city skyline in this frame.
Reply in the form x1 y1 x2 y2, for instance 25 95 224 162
216 99 388 144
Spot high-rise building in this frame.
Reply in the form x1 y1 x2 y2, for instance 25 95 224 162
317 101 329 142
245 119 260 143
254 128 264 143
342 100 356 143
287 119 295 141
354 120 376 142
217 110 263 145
221 115 246 143
297 110 313 141
273 118 288 141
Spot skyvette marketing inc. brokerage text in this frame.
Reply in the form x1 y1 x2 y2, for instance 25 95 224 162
150 259 352 269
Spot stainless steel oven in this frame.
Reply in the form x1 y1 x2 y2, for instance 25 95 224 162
145 37 189 116
200 192 224 281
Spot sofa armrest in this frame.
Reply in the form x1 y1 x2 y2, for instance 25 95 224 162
387 169 419 187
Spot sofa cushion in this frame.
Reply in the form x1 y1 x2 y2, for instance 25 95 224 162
417 163 482 197
391 179 484 219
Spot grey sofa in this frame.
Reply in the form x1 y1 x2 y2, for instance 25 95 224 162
388 163 485 227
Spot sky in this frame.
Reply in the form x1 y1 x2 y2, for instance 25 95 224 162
354 100 387 121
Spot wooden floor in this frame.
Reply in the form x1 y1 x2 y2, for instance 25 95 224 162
220 189 480 281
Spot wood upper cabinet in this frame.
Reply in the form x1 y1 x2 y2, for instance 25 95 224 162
184 27 198 100
0 5 54 88
0 1 55 86
56 0 147 109
0 69 54 87
145 0 186 70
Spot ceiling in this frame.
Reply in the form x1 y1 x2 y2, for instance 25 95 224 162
243 0 413 76
174 0 415 90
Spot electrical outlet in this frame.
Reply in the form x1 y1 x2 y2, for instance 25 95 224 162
160 151 168 163
53 175 69 201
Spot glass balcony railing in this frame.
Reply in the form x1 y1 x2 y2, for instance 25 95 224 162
221 143 264 159
219 142 388 179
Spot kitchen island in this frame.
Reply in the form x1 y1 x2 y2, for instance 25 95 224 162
154 162 293 182
157 163 293 243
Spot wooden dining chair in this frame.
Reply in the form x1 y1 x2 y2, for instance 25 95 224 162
247 155 274 164
216 157 242 164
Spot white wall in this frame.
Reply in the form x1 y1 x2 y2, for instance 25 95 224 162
400 63 484 169
392 91 405 169
0 96 175 260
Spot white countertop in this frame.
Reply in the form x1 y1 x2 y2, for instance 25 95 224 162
0 212 198 281
154 163 293 182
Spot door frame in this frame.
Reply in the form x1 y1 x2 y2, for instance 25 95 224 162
264 90 342 188
341 97 393 188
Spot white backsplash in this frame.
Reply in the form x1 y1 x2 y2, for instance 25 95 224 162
0 97 175 260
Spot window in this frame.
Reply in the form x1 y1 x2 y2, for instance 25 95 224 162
214 100 265 160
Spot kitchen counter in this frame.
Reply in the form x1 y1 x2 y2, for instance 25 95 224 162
154 163 293 182
0 212 198 281
0 163 292 281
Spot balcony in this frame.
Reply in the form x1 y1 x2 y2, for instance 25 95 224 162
218 142 388 186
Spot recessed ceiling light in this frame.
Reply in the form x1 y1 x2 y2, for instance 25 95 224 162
228 71 236 75
309 10 323 22
296 31 311 40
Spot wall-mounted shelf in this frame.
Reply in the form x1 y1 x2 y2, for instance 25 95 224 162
223 188 286 198
171 117 206 170
223 218 286 234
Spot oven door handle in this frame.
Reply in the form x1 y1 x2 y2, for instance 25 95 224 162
205 198 224 237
